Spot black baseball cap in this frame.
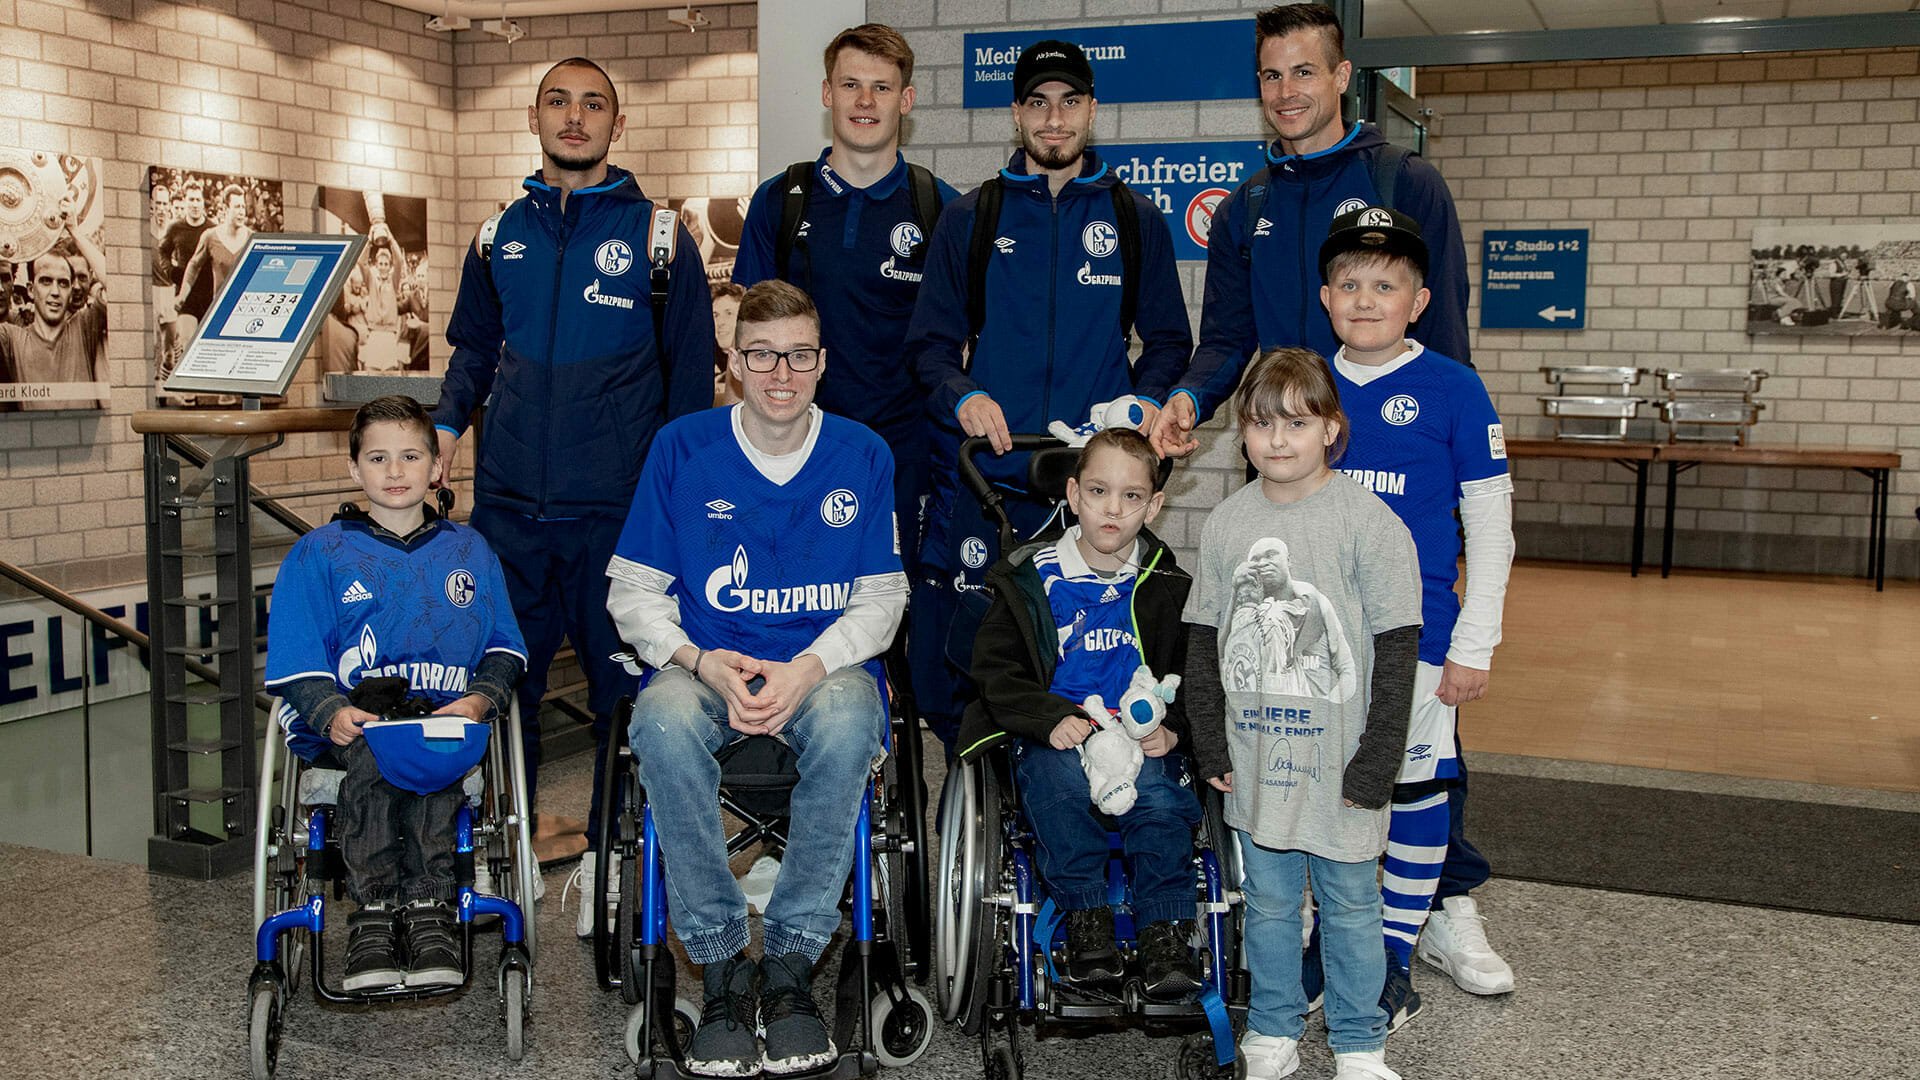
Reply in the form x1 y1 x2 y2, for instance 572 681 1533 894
1320 205 1429 278
1012 40 1094 102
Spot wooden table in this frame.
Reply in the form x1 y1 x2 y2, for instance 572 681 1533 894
1506 438 1661 577
1658 442 1901 590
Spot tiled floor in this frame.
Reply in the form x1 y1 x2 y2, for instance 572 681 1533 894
4 744 1917 1079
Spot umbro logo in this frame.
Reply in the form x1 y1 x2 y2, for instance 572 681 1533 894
341 580 373 604
706 498 736 520
499 240 527 260
796 220 812 238
1253 218 1273 237
1408 743 1432 757
1099 584 1120 603
994 236 1016 254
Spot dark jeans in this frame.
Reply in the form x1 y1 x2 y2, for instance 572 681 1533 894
1434 728 1491 904
330 738 462 905
1011 740 1202 926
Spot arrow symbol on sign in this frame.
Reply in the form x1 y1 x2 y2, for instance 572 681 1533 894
1538 306 1577 322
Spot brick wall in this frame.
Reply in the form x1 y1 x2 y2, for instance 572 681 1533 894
1421 51 1920 576
0 0 759 596
869 0 1920 577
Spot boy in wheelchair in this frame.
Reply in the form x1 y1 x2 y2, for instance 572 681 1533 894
958 427 1204 1000
606 280 909 1076
264 395 527 993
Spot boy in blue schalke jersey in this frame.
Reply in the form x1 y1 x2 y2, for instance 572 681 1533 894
607 281 908 1077
265 396 527 993
1317 206 1517 1027
957 428 1202 999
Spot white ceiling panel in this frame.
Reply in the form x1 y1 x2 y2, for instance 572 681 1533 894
1408 0 1547 34
1371 0 1916 34
1364 0 1434 37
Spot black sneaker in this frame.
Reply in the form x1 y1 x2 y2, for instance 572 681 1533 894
686 953 761 1077
1061 907 1123 988
1139 919 1203 1000
759 952 834 1075
401 899 462 988
1381 954 1423 1034
343 903 404 992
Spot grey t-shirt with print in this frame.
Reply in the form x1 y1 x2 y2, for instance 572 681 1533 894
1183 474 1421 862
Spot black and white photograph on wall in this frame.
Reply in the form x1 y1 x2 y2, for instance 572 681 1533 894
146 166 286 402
1749 224 1920 337
315 187 431 375
668 195 748 283
0 150 109 411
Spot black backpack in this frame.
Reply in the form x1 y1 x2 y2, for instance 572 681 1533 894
774 160 946 282
1239 142 1411 267
963 176 1143 356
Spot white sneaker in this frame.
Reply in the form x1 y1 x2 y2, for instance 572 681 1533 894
1416 895 1515 995
1238 1033 1301 1080
565 852 621 938
1332 1050 1401 1080
741 853 781 915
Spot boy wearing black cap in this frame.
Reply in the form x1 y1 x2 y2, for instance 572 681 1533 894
903 37 1192 749
1317 206 1516 1029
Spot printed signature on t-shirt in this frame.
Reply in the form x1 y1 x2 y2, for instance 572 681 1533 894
1262 737 1322 798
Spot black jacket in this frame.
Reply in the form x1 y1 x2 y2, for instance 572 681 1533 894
958 526 1193 762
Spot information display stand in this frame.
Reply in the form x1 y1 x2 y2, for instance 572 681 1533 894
162 233 365 399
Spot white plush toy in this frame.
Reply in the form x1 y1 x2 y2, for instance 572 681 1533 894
1077 666 1184 815
1048 395 1149 448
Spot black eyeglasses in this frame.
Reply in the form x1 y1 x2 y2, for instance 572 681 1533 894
739 347 821 373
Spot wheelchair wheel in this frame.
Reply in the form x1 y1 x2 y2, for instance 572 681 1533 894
1197 788 1241 986
869 985 935 1067
248 984 281 1080
934 755 1005 1035
985 1043 1020 1080
626 996 698 1065
503 967 529 1061
616 830 641 1006
1176 1030 1236 1080
502 702 540 963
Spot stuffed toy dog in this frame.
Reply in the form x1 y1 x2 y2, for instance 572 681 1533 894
1077 666 1183 815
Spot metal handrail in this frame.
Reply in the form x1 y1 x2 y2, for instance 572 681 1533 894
164 434 324 540
0 557 274 714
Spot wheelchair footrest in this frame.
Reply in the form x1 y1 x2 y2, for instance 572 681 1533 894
646 1051 875 1080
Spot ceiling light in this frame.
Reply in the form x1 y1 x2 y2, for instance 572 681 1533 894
667 5 709 31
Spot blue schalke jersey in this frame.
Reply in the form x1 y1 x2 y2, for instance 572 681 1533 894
1037 532 1143 709
1335 345 1510 665
608 407 901 677
734 152 959 438
265 518 528 762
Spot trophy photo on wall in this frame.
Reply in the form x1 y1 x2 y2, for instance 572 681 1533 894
0 150 110 411
314 187 432 377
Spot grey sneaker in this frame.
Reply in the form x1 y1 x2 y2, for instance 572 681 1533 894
401 899 462 988
758 952 835 1075
686 953 761 1077
342 903 404 992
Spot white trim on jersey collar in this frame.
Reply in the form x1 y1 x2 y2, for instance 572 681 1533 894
1054 524 1140 581
729 404 824 485
1332 340 1425 386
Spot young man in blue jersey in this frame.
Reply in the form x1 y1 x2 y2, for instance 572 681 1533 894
904 39 1193 746
958 428 1203 999
733 23 958 578
607 281 909 1077
1152 3 1471 460
1316 207 1516 1026
436 57 715 933
266 396 528 993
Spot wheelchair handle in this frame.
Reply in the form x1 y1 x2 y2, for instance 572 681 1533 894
956 433 1070 509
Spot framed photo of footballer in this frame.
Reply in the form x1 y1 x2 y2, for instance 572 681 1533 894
146 167 286 403
0 150 109 411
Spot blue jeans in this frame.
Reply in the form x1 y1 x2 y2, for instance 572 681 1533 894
1239 835 1387 1055
1012 741 1202 925
627 666 883 965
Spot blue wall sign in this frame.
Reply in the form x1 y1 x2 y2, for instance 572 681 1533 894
964 20 1256 109
1103 141 1268 261
1480 229 1589 330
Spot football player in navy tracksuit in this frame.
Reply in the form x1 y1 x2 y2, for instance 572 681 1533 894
733 24 959 583
434 59 715 924
1151 6 1513 1027
902 41 1192 746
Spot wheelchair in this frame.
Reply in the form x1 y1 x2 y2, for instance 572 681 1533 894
589 639 935 1078
931 435 1250 1080
247 699 539 1079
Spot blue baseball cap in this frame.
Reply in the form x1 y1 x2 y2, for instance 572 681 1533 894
361 716 490 796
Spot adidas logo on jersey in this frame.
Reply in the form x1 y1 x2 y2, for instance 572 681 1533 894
1253 217 1273 237
1099 584 1120 603
341 580 373 604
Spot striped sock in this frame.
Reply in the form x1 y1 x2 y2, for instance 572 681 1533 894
1381 790 1450 969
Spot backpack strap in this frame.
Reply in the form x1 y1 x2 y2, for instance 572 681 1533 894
774 161 813 282
1110 181 1142 347
648 206 678 412
476 209 506 261
1239 166 1272 269
905 163 944 260
964 177 1004 361
1369 142 1412 212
